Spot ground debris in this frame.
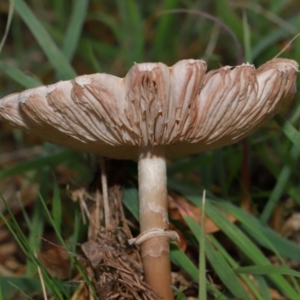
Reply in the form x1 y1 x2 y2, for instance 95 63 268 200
73 182 159 300
81 231 158 300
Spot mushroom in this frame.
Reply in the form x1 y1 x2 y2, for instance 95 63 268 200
0 58 298 299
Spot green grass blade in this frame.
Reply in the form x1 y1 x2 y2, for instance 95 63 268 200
53 0 65 30
0 194 34 257
87 12 121 42
242 10 252 63
38 192 65 247
26 185 45 275
68 211 83 253
184 215 251 299
152 0 179 62
51 176 62 231
35 185 91 293
209 235 264 300
122 187 139 220
0 277 42 298
0 150 80 179
115 0 144 66
62 0 89 61
199 192 207 300
260 144 299 223
270 0 290 14
275 115 300 152
11 15 24 64
215 200 300 263
236 265 300 278
181 193 299 299
251 23 296 60
168 153 213 176
204 200 299 299
216 0 244 43
0 0 14 54
14 0 76 79
170 242 198 281
295 16 300 67
218 197 300 294
256 276 273 300
205 240 251 300
174 288 187 300
81 40 101 72
213 150 229 198
0 193 68 298
0 61 42 88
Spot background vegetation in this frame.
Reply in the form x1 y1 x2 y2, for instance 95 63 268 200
1 0 300 299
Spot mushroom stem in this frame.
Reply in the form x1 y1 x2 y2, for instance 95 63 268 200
138 146 173 299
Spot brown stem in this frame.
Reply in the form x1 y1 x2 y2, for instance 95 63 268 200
138 146 173 300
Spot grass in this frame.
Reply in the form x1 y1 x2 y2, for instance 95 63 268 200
1 0 300 299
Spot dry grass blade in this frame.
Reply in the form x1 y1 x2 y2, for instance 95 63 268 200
35 250 48 300
99 158 110 230
273 32 300 59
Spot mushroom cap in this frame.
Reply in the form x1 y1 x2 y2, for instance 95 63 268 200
0 58 298 159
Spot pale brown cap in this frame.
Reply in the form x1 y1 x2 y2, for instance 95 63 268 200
0 58 298 159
